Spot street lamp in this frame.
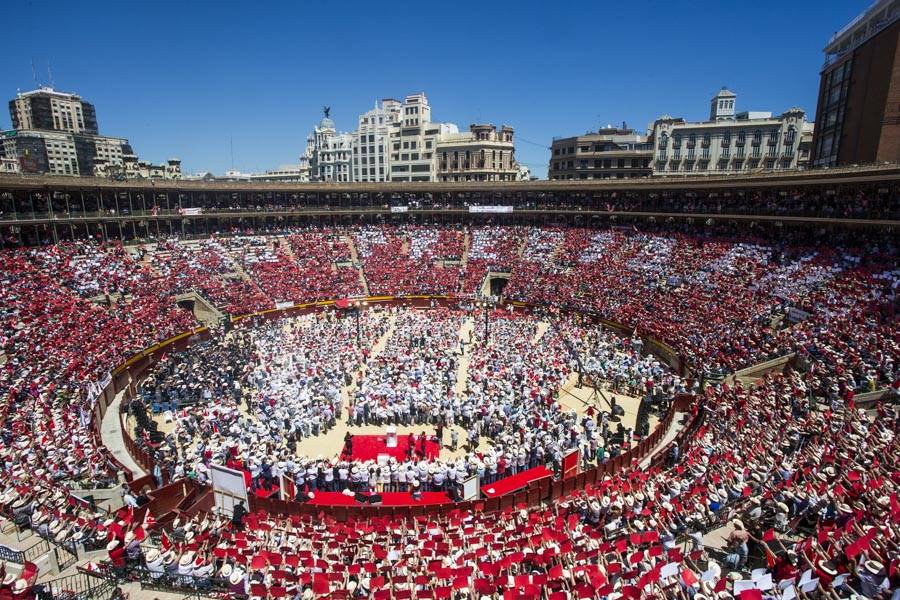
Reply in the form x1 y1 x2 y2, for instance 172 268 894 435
353 299 368 345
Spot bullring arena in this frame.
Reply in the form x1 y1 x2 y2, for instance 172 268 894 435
0 168 897 599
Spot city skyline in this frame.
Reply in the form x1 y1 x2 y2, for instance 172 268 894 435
2 0 866 178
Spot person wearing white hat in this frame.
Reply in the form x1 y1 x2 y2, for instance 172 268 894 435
857 559 887 597
228 569 246 595
145 547 164 579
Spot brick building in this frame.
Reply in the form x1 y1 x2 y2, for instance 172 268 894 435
811 0 900 167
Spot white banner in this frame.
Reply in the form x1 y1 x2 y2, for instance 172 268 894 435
275 300 295 310
469 206 513 213
390 206 409 213
462 474 480 501
178 207 203 216
211 464 248 516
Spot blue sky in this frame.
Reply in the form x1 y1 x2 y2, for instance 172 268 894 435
2 0 865 178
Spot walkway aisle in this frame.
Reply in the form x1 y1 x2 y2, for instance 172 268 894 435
339 311 398 413
638 411 686 469
454 317 474 396
101 389 146 477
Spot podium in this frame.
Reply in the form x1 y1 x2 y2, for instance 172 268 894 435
385 426 398 448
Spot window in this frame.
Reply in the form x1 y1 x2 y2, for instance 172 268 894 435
722 132 731 146
737 131 745 145
688 133 696 147
658 133 668 149
672 134 682 148
702 133 711 147
784 127 796 146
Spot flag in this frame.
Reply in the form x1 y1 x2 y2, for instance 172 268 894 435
681 568 699 587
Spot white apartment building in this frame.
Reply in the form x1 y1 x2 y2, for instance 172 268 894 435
388 94 458 182
304 110 353 182
352 99 401 182
651 89 813 175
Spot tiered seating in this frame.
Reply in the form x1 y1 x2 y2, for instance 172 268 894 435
0 221 896 599
462 226 525 294
115 370 899 598
151 239 271 314
0 245 195 486
223 237 307 303
354 226 462 295
288 231 364 299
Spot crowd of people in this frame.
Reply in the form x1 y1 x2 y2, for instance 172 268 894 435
80 370 897 599
0 219 896 598
132 307 678 497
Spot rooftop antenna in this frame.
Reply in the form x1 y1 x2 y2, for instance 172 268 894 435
230 136 235 171
31 59 39 88
47 61 54 89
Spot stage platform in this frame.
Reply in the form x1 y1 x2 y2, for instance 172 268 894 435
345 434 440 462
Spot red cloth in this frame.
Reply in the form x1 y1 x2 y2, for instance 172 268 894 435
481 466 553 498
346 434 440 462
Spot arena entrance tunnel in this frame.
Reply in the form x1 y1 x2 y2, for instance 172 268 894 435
100 294 696 521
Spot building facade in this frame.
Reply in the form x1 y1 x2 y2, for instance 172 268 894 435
388 94 458 182
435 124 519 182
1 87 179 179
304 110 353 182
352 99 401 183
9 87 98 134
549 127 653 180
811 0 900 167
651 89 812 175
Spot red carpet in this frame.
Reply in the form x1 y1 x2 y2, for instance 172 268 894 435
307 491 451 507
346 434 440 462
481 466 554 498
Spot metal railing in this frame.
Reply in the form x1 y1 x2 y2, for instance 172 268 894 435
41 571 119 600
128 566 231 596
